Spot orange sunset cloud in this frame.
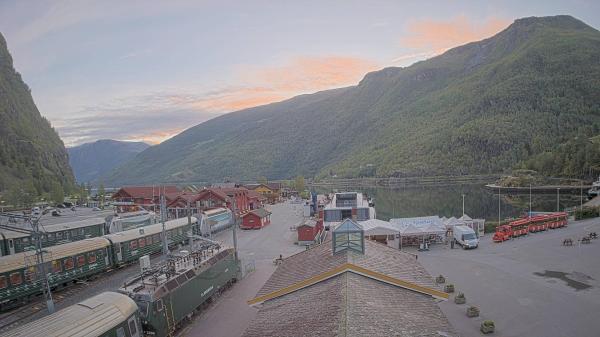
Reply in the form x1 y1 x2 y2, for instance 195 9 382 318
402 16 511 53
191 56 379 113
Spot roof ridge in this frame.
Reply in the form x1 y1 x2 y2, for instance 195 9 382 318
248 262 448 306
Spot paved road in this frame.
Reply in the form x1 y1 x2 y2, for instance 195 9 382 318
417 218 600 337
183 202 305 337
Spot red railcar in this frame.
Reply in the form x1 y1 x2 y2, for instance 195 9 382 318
493 212 568 243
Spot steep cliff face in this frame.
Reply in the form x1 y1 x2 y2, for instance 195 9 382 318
105 15 600 184
0 32 75 194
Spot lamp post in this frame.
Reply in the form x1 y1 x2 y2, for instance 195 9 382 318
462 194 465 216
556 188 560 212
498 187 501 226
529 184 532 217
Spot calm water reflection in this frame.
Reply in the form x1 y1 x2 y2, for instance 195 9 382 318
316 184 584 221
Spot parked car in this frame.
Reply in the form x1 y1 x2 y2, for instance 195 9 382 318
51 210 61 216
92 207 101 211
453 225 479 249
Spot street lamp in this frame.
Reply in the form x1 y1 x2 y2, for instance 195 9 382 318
462 194 465 216
556 188 560 212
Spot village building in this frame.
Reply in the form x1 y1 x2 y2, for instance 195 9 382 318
240 208 272 229
242 219 456 337
296 218 324 245
111 185 180 212
245 183 281 203
247 190 265 210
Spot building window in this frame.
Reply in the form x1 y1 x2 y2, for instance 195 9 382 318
0 276 7 289
77 255 86 267
128 317 138 336
71 230 78 237
26 267 36 282
56 232 62 239
139 238 146 248
153 234 160 244
10 272 22 286
130 240 138 250
52 260 62 273
88 252 97 264
64 257 74 270
79 228 85 236
146 237 152 246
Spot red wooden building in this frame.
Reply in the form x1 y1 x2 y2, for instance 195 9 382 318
296 218 324 244
240 208 272 229
112 185 180 212
247 190 266 210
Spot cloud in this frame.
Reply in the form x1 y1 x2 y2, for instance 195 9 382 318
54 92 223 146
401 16 510 54
191 56 378 112
55 55 380 146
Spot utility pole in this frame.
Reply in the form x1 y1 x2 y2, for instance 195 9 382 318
462 194 465 216
580 180 583 213
31 216 54 313
160 190 168 257
556 188 560 212
232 199 239 262
187 200 193 251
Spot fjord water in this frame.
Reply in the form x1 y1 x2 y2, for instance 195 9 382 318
319 184 585 221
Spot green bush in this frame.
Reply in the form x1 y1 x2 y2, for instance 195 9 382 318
574 206 599 220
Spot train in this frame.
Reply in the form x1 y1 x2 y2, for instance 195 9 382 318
0 217 197 311
493 212 568 242
1 292 141 337
1 245 238 337
0 218 106 256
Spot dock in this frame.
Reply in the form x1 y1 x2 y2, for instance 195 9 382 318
485 184 591 194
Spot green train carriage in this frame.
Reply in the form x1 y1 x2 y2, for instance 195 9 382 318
0 237 112 309
104 217 195 266
1 291 141 337
0 217 106 256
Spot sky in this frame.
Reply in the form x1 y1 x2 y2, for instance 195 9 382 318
0 0 598 146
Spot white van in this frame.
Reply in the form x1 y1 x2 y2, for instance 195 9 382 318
453 225 479 249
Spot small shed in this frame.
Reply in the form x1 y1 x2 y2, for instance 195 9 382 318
296 218 324 244
241 208 272 229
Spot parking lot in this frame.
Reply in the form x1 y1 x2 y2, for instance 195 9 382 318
417 217 600 337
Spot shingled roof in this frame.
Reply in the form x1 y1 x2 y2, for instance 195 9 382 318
243 230 457 337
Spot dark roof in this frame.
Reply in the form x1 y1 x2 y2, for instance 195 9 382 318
245 183 280 191
243 208 271 218
215 187 249 196
247 190 265 200
113 186 179 199
267 182 282 190
242 239 457 337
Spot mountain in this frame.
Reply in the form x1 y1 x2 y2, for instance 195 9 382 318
105 15 600 185
0 33 75 196
68 140 149 183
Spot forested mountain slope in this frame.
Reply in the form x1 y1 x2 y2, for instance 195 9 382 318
0 33 74 195
68 140 149 183
106 15 600 185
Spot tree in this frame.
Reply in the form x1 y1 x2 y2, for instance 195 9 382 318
78 183 88 206
294 175 305 192
98 182 105 207
50 181 64 205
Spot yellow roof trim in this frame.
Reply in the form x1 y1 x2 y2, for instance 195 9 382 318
247 263 448 306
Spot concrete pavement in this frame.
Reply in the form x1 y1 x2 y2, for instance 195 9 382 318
418 217 600 337
184 201 305 337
